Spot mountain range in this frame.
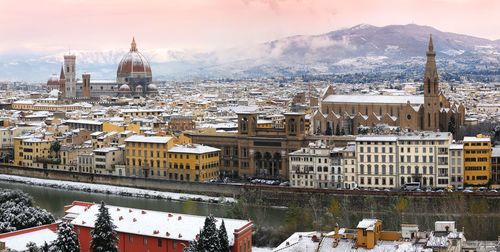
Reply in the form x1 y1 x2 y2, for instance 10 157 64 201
1 24 499 82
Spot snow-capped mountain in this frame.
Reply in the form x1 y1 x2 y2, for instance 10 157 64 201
1 24 499 81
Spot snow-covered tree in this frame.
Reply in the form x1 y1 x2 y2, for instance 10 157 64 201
201 215 220 251
52 222 80 252
91 202 118 252
0 189 54 234
218 220 229 252
26 242 40 252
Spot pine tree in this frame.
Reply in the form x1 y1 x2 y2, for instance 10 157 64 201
448 116 456 136
340 128 346 135
200 215 220 252
91 202 118 252
335 124 341 136
53 222 80 252
26 242 40 252
218 220 229 252
325 123 332 135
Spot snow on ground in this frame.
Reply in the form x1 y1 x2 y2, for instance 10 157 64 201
0 174 234 204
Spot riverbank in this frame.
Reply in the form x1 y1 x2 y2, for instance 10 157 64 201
0 174 234 204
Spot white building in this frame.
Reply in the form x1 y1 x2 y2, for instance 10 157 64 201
450 143 464 188
93 147 125 175
356 136 398 189
289 144 336 189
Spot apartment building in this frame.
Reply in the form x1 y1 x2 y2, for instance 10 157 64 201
492 147 500 184
124 135 174 178
13 136 51 168
356 136 398 189
341 143 357 189
167 144 220 182
93 147 125 176
397 132 452 189
463 135 491 185
289 144 341 189
450 144 464 188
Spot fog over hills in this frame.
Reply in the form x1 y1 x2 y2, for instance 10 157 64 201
1 24 499 82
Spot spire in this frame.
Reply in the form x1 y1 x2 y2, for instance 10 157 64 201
130 37 137 52
427 34 435 56
59 65 65 79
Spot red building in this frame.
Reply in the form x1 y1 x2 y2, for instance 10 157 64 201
0 223 58 251
64 201 253 252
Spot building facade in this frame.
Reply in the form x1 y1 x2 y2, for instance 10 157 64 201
167 144 220 182
187 112 310 179
463 135 491 185
313 36 465 135
450 144 464 188
124 135 174 178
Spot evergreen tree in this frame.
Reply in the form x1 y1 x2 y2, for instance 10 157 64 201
448 116 456 137
40 242 51 252
91 202 118 252
340 128 346 135
325 123 332 135
335 124 340 136
218 220 229 252
53 222 80 252
200 215 220 252
26 242 40 252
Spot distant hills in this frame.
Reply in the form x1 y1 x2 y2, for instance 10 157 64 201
1 24 499 82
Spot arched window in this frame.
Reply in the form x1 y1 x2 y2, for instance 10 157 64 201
427 78 431 94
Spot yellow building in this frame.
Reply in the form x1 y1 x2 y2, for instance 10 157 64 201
167 144 220 182
124 135 175 178
356 219 382 249
103 122 140 134
463 135 491 185
14 137 52 168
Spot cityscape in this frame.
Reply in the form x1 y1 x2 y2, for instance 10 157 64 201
0 0 499 251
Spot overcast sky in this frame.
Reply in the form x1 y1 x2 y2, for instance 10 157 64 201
1 0 499 53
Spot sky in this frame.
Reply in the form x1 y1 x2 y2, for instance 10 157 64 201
1 0 499 53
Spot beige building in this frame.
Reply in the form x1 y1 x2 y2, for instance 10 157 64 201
450 143 464 188
289 145 332 189
356 136 398 189
93 147 125 175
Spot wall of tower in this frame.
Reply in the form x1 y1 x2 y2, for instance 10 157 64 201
64 55 77 98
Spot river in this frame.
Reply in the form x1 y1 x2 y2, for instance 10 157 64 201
0 180 498 241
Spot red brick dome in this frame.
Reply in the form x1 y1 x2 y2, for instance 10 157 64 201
117 38 152 79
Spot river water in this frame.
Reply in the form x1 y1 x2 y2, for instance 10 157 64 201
0 180 498 241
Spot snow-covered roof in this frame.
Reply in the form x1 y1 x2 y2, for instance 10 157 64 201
124 135 172 144
0 227 57 251
323 95 423 105
65 119 103 125
168 144 220 154
355 135 398 142
463 136 490 143
69 204 251 245
356 219 379 230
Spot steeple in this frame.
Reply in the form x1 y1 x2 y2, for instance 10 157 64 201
427 34 435 56
130 37 137 52
59 65 65 80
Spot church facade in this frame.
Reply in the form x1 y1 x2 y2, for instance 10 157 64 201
47 38 158 99
313 35 465 135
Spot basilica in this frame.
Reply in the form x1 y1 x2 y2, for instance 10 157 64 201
313 35 465 134
46 38 158 98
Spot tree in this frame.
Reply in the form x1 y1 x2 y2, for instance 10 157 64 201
50 141 61 158
199 215 220 252
53 222 80 252
335 124 341 136
448 116 456 137
340 128 346 136
26 242 40 252
218 220 229 252
325 123 332 135
91 202 118 252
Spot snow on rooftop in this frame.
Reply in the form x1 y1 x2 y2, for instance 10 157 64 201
463 136 490 142
124 135 172 144
168 144 220 154
0 228 57 251
65 119 103 125
356 219 379 230
323 95 423 105
70 204 251 246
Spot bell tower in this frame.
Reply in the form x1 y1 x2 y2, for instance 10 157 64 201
423 35 440 131
64 54 77 98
